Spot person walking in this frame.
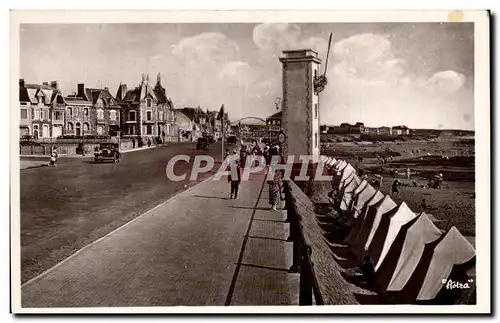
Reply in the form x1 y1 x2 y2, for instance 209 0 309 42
406 167 411 179
49 146 58 167
228 159 242 199
268 147 283 211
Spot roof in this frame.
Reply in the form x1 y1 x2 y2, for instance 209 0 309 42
84 88 121 107
387 212 443 292
123 83 158 103
417 227 475 300
20 83 63 104
64 96 92 105
267 110 282 120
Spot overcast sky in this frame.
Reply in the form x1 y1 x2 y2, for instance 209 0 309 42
20 23 474 130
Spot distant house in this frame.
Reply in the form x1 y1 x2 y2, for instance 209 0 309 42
266 110 282 142
392 125 411 136
174 110 194 142
350 122 365 133
331 123 351 134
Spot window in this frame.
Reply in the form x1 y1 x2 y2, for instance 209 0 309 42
54 111 62 120
21 109 27 119
67 122 74 131
147 111 152 121
315 132 318 148
158 111 163 121
97 109 104 120
83 122 90 132
84 108 89 116
110 110 117 121
42 110 49 120
146 99 152 108
129 111 136 121
34 109 40 120
67 107 72 117
128 125 135 135
314 104 318 119
97 125 104 135
146 125 153 135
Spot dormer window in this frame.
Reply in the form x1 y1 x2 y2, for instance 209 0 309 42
146 98 152 108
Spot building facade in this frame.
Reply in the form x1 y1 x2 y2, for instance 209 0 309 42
266 110 282 142
392 125 411 136
116 73 176 142
19 79 65 139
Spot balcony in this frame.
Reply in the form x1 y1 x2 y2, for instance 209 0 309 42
126 120 138 124
143 119 155 124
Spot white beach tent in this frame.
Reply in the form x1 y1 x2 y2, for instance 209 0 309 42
358 195 397 254
374 202 418 271
338 164 356 190
387 212 443 292
349 191 387 253
343 184 379 246
351 183 377 219
340 175 361 211
416 227 476 301
345 179 368 212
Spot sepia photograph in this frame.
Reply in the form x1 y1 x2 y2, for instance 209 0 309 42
10 10 490 314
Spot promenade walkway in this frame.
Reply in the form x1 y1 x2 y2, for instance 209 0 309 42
21 170 299 307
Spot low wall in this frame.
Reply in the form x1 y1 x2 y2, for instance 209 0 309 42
283 180 359 305
19 136 182 156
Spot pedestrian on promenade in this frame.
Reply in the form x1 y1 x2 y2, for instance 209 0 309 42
224 148 230 161
406 167 411 179
228 159 242 199
147 138 152 148
268 147 283 211
49 146 58 167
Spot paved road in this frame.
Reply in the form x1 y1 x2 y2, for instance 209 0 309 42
21 171 298 308
20 142 232 284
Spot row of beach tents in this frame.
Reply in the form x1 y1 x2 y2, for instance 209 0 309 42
319 155 476 303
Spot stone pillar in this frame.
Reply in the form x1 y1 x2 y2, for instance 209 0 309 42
279 49 321 164
279 50 322 190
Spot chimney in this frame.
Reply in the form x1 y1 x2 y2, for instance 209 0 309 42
77 83 85 98
104 87 109 90
50 81 59 90
19 79 25 88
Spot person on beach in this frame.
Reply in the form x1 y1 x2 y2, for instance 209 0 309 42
391 179 401 195
268 147 283 211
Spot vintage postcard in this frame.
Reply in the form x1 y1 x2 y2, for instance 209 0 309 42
10 10 490 314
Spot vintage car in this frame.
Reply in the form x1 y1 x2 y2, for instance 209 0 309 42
196 137 210 150
227 135 237 145
94 142 121 163
203 135 215 144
